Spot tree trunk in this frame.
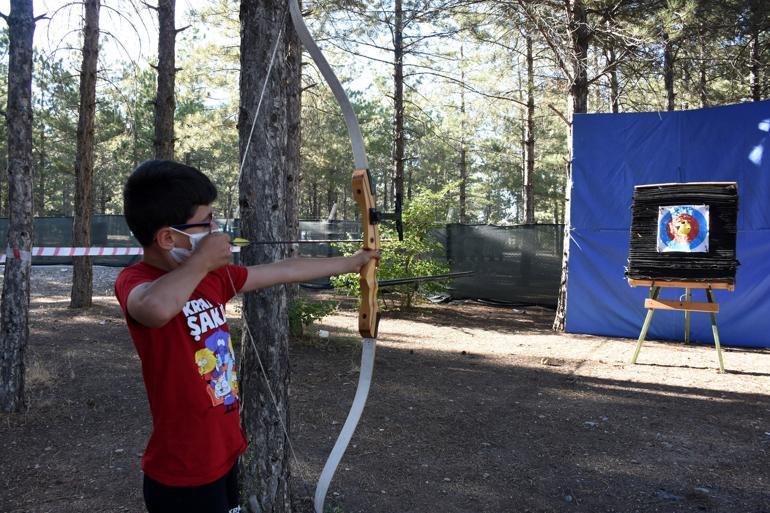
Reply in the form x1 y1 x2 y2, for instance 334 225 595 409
70 0 100 309
0 164 4 217
224 185 234 231
458 45 467 224
0 153 5 216
605 45 619 113
516 54 525 223
311 181 318 219
238 1 292 510
458 143 467 223
681 58 691 110
524 33 535 224
132 92 140 167
1 0 37 413
392 0 405 207
99 182 107 213
553 0 590 332
520 32 537 287
698 24 708 108
591 47 601 110
407 161 412 202
34 97 45 215
284 5 300 299
663 32 675 111
62 182 71 216
153 0 176 160
750 24 761 101
382 170 389 211
325 186 334 220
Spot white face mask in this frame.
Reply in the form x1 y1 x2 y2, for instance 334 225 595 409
169 228 210 263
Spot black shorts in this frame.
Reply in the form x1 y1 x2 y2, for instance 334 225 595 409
143 463 240 513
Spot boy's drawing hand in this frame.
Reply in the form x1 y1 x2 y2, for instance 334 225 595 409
349 249 380 273
191 232 232 271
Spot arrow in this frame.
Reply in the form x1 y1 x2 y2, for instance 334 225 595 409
230 237 401 246
231 237 363 246
377 271 475 287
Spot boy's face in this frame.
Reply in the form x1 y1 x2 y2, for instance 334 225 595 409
167 204 217 250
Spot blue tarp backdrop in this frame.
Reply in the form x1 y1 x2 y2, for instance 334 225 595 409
565 100 770 348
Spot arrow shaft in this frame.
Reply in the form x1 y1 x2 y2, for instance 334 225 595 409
377 271 475 287
239 239 364 245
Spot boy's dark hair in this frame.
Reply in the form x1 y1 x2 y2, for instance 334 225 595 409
124 160 217 246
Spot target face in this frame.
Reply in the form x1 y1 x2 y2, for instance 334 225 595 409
657 205 710 253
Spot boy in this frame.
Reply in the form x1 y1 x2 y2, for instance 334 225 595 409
115 160 377 513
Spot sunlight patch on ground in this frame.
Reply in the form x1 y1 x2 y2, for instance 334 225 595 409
315 310 770 398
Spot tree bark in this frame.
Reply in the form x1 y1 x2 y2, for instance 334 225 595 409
238 1 292 510
392 0 405 207
70 0 100 309
698 22 708 108
325 186 335 220
62 182 71 216
458 45 467 224
553 0 590 332
750 23 761 101
285 7 301 296
99 181 107 213
524 33 535 224
663 32 675 111
311 181 318 219
605 45 619 113
1 0 37 412
0 153 5 216
34 96 46 215
153 0 176 160
516 53 525 223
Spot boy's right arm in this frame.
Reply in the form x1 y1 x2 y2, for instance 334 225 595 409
126 233 232 327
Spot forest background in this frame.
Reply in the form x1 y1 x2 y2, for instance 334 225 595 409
0 0 766 229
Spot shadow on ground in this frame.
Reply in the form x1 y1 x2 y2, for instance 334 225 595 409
1 296 768 513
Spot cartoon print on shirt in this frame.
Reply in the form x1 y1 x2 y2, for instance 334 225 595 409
195 347 217 375
195 328 239 410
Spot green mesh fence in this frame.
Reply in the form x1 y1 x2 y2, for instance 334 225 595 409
1 216 563 306
443 224 563 307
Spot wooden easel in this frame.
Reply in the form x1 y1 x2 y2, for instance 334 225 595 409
628 279 733 373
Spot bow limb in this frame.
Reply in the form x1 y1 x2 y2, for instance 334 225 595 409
288 2 379 512
288 0 367 170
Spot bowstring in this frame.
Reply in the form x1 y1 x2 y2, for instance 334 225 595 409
226 3 314 502
225 270 307 484
237 7 287 190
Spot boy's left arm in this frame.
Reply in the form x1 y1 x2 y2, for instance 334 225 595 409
239 250 378 293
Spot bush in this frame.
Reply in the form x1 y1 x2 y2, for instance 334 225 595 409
288 297 338 337
331 184 455 309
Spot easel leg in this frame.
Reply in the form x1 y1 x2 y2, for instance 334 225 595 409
705 288 725 374
684 287 691 344
631 286 660 364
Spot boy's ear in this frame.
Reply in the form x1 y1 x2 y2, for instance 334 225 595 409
155 227 176 250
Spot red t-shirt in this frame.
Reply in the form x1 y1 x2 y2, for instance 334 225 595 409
114 262 249 486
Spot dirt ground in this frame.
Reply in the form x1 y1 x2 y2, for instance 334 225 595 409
1 266 770 513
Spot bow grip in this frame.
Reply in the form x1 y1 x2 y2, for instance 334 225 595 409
352 169 380 338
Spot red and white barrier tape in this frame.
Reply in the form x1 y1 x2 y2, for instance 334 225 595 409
1 246 241 263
